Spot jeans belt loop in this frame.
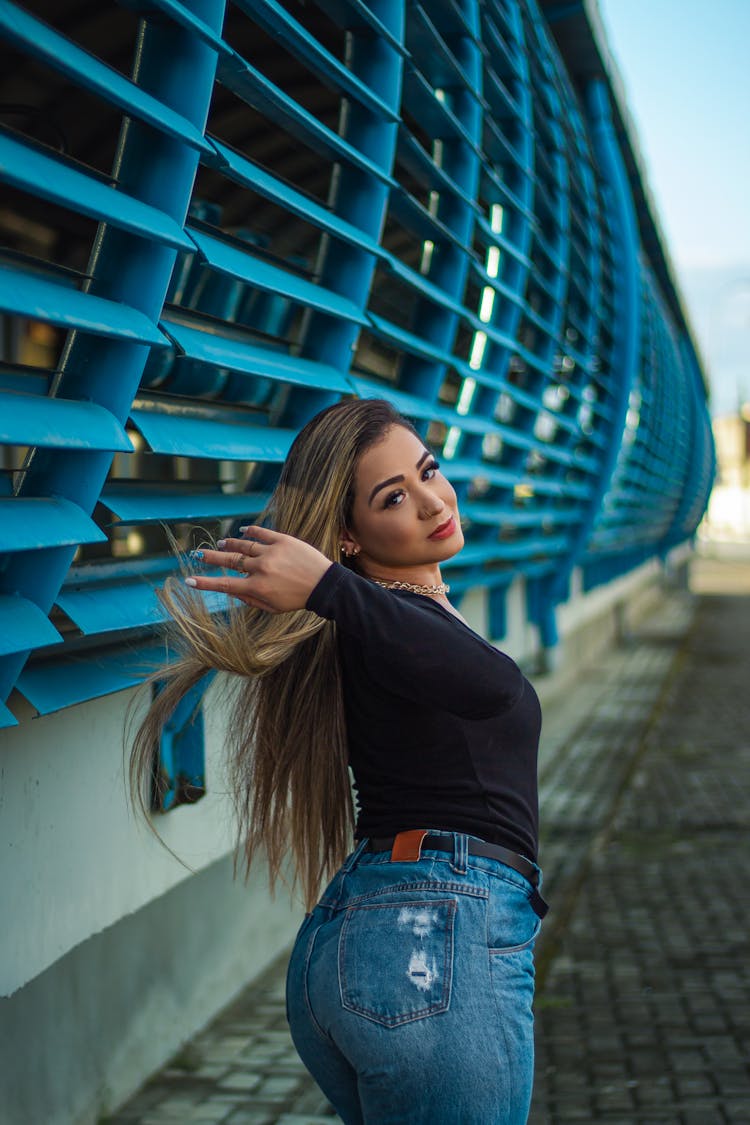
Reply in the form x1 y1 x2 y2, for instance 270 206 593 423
341 837 370 873
451 832 469 875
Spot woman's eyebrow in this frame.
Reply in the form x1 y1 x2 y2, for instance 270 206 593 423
367 450 432 505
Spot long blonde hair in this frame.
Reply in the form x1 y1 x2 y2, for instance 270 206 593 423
129 397 420 908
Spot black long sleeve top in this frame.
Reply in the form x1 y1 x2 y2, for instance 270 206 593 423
306 562 542 861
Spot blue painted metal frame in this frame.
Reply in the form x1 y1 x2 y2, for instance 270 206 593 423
0 0 714 731
152 675 212 812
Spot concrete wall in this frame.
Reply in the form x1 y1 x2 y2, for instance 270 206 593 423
0 679 242 996
0 676 301 1123
0 852 298 1125
0 552 689 1123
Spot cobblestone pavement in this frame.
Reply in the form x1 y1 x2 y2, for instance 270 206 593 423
106 556 750 1124
529 557 750 1125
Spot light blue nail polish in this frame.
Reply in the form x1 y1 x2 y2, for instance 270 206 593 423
216 539 226 549
185 577 197 587
238 526 248 533
190 550 204 561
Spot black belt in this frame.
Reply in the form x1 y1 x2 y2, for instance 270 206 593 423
364 830 548 918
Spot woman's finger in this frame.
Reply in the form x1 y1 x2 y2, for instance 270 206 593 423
217 537 262 556
191 544 256 571
184 573 277 612
237 524 279 544
185 574 256 597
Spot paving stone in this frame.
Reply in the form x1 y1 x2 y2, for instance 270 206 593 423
225 1113 275 1125
218 1072 263 1093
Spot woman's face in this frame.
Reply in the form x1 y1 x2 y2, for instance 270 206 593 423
344 424 464 573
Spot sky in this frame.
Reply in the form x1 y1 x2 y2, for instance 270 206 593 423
597 0 750 414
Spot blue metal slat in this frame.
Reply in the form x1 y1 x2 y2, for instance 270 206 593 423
455 535 569 564
404 67 481 150
396 128 483 209
483 114 532 176
0 391 133 452
479 162 535 226
473 214 532 271
423 455 589 500
0 701 17 728
134 0 232 55
0 130 195 252
381 252 468 319
55 559 229 637
309 0 408 55
482 10 522 79
458 0 536 486
366 302 550 385
187 228 368 325
0 498 106 551
0 596 62 657
216 50 395 185
0 266 170 346
163 318 353 394
408 4 480 95
15 642 169 715
387 187 473 257
205 140 384 258
350 375 499 439
100 486 270 524
462 501 584 527
233 0 398 120
0 2 212 153
365 311 461 367
130 403 295 461
0 369 49 396
55 581 168 636
484 64 523 120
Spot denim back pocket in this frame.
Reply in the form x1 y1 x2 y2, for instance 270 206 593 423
339 897 456 1027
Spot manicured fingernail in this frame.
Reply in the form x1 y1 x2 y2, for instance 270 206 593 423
185 577 197 587
216 539 226 548
238 526 248 533
189 550 204 560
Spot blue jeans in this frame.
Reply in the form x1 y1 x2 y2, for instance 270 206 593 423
286 832 543 1124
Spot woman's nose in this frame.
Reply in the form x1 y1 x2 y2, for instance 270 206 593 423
419 493 445 518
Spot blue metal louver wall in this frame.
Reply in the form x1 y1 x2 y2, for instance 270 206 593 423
0 0 714 726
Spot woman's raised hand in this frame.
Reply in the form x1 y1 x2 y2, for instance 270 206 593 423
184 525 333 613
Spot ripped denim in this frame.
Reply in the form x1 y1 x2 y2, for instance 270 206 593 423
286 832 542 1125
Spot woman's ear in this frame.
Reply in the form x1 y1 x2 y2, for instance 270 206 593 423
338 531 360 558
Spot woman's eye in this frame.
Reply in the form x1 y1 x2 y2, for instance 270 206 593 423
424 459 440 479
384 490 405 508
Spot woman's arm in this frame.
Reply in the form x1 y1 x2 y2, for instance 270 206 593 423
184 528 523 719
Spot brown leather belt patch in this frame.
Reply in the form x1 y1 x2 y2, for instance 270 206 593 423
390 829 429 862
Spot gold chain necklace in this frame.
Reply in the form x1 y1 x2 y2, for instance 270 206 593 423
373 578 450 596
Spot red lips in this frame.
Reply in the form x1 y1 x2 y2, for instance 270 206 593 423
428 515 457 540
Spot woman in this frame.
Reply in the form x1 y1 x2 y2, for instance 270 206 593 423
130 397 546 1124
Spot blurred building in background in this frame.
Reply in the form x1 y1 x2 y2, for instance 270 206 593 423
0 1 714 1121
701 408 750 542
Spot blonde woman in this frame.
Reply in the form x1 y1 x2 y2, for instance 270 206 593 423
131 397 547 1124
